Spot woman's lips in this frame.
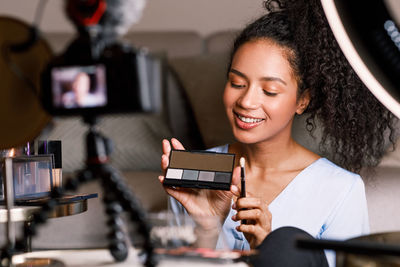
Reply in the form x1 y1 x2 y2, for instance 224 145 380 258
234 112 265 130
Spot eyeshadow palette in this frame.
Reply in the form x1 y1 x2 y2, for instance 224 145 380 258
164 150 235 190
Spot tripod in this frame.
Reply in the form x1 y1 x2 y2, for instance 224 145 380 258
0 116 157 267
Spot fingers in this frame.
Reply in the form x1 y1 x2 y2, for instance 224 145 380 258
236 223 269 245
161 139 171 171
231 166 241 187
171 138 185 150
161 138 185 173
234 208 271 226
230 166 241 197
232 197 272 245
162 139 172 155
161 154 169 173
158 175 184 200
235 197 266 211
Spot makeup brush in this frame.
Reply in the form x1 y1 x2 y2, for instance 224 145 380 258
240 157 246 198
240 157 247 224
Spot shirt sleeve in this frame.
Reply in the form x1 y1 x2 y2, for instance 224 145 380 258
320 176 370 267
321 176 370 239
217 203 250 251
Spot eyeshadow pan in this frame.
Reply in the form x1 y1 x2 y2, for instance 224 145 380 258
164 150 235 190
169 150 234 172
198 171 215 181
166 168 183 179
214 172 231 183
183 170 199 180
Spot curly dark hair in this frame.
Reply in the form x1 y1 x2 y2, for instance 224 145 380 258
228 0 397 173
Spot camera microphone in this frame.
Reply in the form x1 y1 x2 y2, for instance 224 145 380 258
66 0 107 27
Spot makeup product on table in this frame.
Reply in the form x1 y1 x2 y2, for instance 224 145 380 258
0 155 54 201
38 140 62 187
240 157 247 224
164 150 235 190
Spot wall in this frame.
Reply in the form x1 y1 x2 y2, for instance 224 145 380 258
0 0 265 36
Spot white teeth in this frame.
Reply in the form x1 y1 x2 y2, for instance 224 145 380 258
238 115 263 123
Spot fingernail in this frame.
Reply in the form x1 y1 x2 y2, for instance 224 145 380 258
232 203 236 209
231 215 236 221
231 185 239 193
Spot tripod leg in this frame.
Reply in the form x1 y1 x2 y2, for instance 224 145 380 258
101 165 156 267
103 194 129 262
24 221 32 252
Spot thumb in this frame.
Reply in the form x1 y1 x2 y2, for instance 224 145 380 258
230 166 241 197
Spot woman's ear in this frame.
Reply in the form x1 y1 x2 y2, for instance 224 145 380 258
296 89 310 115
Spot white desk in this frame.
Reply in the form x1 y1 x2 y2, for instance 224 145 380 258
13 248 249 267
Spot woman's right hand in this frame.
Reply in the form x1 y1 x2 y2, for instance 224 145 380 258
159 138 240 226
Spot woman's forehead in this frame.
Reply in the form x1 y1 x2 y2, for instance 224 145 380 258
231 40 297 82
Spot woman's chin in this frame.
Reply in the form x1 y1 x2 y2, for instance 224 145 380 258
232 131 262 145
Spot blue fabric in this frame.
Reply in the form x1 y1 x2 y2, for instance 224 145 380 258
169 144 370 267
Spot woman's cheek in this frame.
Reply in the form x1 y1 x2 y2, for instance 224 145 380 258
223 87 235 112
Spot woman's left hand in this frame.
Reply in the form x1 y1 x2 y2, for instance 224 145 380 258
231 192 272 248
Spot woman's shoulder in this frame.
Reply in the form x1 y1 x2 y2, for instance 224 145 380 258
309 157 365 190
206 144 229 153
314 158 360 177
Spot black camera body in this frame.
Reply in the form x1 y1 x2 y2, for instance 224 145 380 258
41 36 162 117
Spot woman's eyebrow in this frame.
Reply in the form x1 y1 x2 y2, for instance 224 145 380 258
230 68 286 85
260 76 287 85
229 68 248 80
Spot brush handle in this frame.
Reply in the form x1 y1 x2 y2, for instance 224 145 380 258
240 167 246 198
240 166 247 224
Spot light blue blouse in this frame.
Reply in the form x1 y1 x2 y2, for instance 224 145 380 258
169 144 370 267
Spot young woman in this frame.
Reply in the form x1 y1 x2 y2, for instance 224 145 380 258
159 0 397 266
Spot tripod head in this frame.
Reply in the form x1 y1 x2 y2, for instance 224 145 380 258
83 116 112 165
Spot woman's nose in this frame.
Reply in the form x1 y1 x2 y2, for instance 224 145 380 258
237 86 260 109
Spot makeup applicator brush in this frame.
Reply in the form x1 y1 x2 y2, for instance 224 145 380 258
240 157 246 199
240 157 247 224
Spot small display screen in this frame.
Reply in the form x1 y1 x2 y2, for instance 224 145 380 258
51 65 107 109
0 155 54 200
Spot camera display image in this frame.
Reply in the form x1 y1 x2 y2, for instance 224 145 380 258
51 65 107 109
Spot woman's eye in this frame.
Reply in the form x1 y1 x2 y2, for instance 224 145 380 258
231 82 245 88
263 90 277 96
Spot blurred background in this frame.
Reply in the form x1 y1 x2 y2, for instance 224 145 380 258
0 0 266 36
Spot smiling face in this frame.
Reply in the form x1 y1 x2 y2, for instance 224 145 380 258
72 72 90 104
223 39 309 145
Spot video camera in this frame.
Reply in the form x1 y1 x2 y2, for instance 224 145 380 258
41 0 161 117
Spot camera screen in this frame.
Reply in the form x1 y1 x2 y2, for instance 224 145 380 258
51 65 107 109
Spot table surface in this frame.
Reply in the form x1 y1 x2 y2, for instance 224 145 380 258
13 248 249 267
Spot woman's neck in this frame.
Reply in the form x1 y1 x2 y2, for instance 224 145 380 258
236 138 297 169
